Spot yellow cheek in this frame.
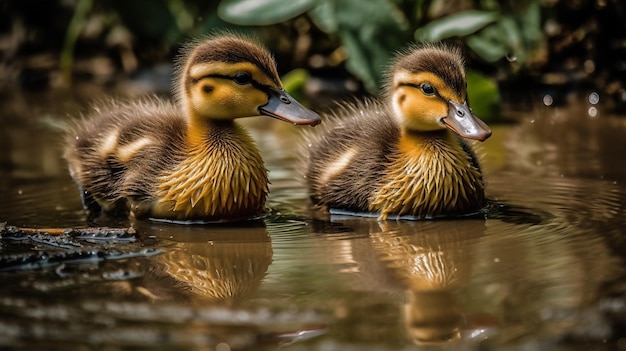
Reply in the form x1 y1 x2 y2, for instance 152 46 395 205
394 89 448 131
190 84 268 119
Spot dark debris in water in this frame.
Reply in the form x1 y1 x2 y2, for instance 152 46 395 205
0 222 162 273
0 247 162 273
0 222 137 241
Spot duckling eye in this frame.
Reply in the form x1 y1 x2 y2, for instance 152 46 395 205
420 83 436 96
233 72 252 85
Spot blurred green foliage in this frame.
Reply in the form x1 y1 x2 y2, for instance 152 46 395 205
2 0 625 113
415 2 542 65
105 0 236 47
221 0 412 93
217 0 524 118
60 0 94 85
466 70 500 122
220 0 410 92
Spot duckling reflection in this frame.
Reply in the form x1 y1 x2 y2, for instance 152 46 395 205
134 221 272 305
328 217 486 345
374 220 483 344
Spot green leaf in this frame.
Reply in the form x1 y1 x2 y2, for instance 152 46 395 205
334 0 409 30
281 68 310 102
322 0 409 92
414 10 499 41
520 1 542 44
466 70 500 122
309 0 338 32
339 30 379 92
500 17 521 50
217 0 316 25
61 0 93 86
466 26 508 62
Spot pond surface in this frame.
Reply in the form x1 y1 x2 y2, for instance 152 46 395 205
1 88 625 351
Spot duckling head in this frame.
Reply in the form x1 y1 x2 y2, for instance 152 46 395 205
384 44 491 141
174 34 320 126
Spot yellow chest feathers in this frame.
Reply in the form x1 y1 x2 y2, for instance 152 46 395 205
370 134 484 219
154 127 269 220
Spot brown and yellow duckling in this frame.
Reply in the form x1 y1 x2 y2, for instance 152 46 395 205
64 34 320 222
305 44 491 220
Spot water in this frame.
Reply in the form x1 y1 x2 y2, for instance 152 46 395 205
1 89 625 350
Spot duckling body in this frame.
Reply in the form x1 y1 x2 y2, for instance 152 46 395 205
306 45 490 220
65 35 320 222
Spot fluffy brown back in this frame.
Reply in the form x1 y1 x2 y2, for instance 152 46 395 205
304 99 400 211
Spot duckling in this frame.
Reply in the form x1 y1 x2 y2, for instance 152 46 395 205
64 34 321 222
305 44 491 220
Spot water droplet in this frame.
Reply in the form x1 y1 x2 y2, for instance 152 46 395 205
588 106 598 118
542 94 553 106
584 59 595 73
544 19 560 36
588 91 600 105
308 54 325 69
493 258 500 263
17 189 23 195
506 54 517 62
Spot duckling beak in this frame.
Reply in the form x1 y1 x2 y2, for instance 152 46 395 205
442 100 491 141
259 88 321 126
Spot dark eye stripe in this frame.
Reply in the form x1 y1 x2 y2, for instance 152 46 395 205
399 82 439 96
197 73 275 94
399 82 421 89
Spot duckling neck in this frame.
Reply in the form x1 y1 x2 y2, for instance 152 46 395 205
154 119 269 220
186 117 230 146
371 129 485 219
